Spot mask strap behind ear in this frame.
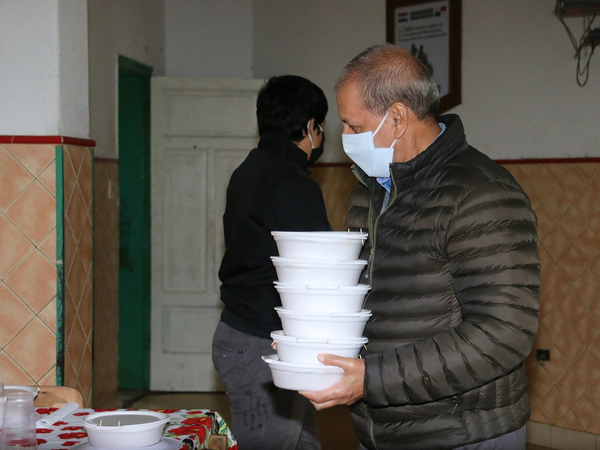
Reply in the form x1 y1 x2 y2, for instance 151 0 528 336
374 108 392 136
307 119 315 149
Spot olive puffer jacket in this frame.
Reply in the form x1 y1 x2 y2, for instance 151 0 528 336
350 114 540 450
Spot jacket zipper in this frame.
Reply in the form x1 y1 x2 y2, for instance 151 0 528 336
362 403 379 450
367 175 398 284
352 167 395 450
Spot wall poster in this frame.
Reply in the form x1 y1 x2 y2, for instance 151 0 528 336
386 0 462 113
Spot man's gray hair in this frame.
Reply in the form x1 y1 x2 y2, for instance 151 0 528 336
335 44 440 121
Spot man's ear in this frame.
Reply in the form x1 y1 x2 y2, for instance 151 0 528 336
391 103 409 139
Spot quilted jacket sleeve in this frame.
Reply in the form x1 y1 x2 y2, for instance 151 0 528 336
363 177 540 407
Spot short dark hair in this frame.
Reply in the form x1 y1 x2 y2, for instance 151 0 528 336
335 44 439 122
257 75 328 142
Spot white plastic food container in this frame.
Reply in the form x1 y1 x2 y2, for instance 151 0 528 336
271 330 367 365
262 355 344 391
275 307 372 339
271 257 367 286
82 410 170 449
275 282 370 313
271 231 368 261
4 385 39 398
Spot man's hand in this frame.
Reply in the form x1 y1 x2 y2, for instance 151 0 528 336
299 354 365 410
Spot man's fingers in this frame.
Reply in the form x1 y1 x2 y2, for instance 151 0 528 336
318 353 357 369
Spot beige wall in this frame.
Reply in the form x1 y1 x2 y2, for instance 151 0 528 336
250 0 599 162
87 0 166 159
252 0 386 164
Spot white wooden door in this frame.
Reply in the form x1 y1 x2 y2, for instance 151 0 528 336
150 77 264 391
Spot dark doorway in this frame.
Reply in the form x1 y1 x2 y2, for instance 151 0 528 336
117 55 153 389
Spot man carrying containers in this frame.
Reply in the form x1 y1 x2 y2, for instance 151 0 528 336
301 44 540 450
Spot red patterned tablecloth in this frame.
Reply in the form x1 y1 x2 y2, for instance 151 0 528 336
35 407 238 450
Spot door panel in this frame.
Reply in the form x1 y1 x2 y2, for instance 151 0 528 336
162 148 208 293
151 78 264 391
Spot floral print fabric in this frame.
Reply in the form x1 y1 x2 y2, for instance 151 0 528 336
35 407 238 450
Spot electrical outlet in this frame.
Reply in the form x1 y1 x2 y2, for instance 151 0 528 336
536 349 550 366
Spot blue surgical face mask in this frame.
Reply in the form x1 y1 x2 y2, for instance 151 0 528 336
342 108 397 177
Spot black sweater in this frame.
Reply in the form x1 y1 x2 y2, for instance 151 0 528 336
218 133 331 338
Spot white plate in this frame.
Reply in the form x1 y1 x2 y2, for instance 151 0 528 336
71 437 182 450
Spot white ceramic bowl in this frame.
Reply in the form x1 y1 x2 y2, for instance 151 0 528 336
271 330 367 365
4 386 39 398
275 307 372 339
82 410 170 449
262 355 344 391
275 282 370 313
272 231 368 260
271 257 367 286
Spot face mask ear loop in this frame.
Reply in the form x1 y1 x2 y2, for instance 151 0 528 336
373 108 392 137
307 119 315 149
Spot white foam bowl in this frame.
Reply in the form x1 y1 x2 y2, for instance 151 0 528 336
82 410 170 449
275 307 372 339
271 257 367 286
262 355 344 391
271 231 368 260
271 330 367 365
275 282 370 313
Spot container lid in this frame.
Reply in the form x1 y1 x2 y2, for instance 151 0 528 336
274 282 371 291
274 307 372 317
262 355 344 373
271 231 368 240
271 330 368 345
271 256 368 266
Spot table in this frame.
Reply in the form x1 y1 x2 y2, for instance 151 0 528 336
35 407 238 450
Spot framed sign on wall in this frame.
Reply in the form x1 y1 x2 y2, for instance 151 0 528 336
386 0 462 113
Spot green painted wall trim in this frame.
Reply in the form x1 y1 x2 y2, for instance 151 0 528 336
55 146 65 385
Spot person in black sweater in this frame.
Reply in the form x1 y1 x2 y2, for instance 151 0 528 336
212 75 331 450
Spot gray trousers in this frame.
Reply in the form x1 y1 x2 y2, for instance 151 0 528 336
212 321 321 450
358 426 526 450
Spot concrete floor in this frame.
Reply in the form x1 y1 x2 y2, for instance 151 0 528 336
102 391 554 450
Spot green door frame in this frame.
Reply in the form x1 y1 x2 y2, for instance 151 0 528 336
118 55 153 389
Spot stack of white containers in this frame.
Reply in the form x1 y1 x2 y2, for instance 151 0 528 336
262 231 372 391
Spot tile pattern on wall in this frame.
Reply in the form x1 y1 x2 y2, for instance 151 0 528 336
310 165 360 231
92 160 120 407
504 162 600 434
62 145 93 407
0 144 57 385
